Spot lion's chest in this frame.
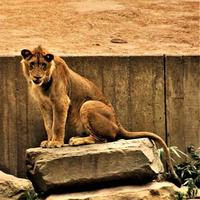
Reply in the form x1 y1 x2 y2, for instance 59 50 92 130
30 84 52 104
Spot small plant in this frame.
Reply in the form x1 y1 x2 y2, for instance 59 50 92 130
18 190 39 200
175 145 200 198
159 145 200 199
183 178 198 198
175 191 186 200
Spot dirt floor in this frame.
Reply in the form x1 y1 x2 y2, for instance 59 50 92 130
0 0 199 55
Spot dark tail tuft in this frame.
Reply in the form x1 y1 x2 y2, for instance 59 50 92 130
167 174 182 187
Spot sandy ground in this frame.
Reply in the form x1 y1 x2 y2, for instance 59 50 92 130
0 0 199 56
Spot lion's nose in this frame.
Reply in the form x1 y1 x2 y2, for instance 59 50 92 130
34 76 42 80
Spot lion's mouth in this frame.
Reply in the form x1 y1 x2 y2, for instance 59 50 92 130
33 79 42 84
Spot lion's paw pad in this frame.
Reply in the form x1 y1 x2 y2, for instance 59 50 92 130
40 140 49 148
47 141 64 148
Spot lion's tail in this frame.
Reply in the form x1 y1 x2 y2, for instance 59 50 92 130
118 125 181 187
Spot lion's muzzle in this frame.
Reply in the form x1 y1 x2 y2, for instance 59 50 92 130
33 76 43 85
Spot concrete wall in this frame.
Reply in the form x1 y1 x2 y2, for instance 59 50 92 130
0 55 199 177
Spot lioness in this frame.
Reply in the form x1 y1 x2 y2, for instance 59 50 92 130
21 46 180 185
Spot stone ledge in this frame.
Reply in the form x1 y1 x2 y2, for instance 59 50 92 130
0 171 34 200
26 138 164 193
46 181 178 200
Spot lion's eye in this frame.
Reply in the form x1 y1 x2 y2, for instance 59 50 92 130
29 62 35 69
41 63 47 70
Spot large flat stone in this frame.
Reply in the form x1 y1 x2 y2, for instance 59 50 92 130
46 181 178 200
0 171 34 200
26 138 164 193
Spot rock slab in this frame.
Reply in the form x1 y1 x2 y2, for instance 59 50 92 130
26 138 164 193
46 181 178 200
0 170 34 200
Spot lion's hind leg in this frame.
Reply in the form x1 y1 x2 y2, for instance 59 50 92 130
69 100 119 146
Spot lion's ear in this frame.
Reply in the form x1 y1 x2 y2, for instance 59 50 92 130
21 49 32 59
44 54 54 62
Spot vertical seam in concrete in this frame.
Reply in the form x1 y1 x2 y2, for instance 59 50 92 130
15 56 20 176
113 58 116 108
128 56 132 130
5 60 10 173
14 56 18 176
101 59 104 94
163 55 168 145
3 59 9 171
181 55 186 151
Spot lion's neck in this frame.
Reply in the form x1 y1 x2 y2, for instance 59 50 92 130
41 77 53 92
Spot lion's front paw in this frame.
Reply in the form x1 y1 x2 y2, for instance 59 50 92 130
47 141 64 148
40 140 49 148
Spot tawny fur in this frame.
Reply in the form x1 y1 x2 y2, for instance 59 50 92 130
20 46 180 185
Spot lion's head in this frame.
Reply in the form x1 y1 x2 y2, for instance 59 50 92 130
21 46 55 86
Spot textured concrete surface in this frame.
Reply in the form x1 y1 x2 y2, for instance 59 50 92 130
0 55 199 178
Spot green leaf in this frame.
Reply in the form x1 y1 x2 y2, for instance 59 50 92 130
175 148 189 158
183 180 189 186
170 146 182 158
